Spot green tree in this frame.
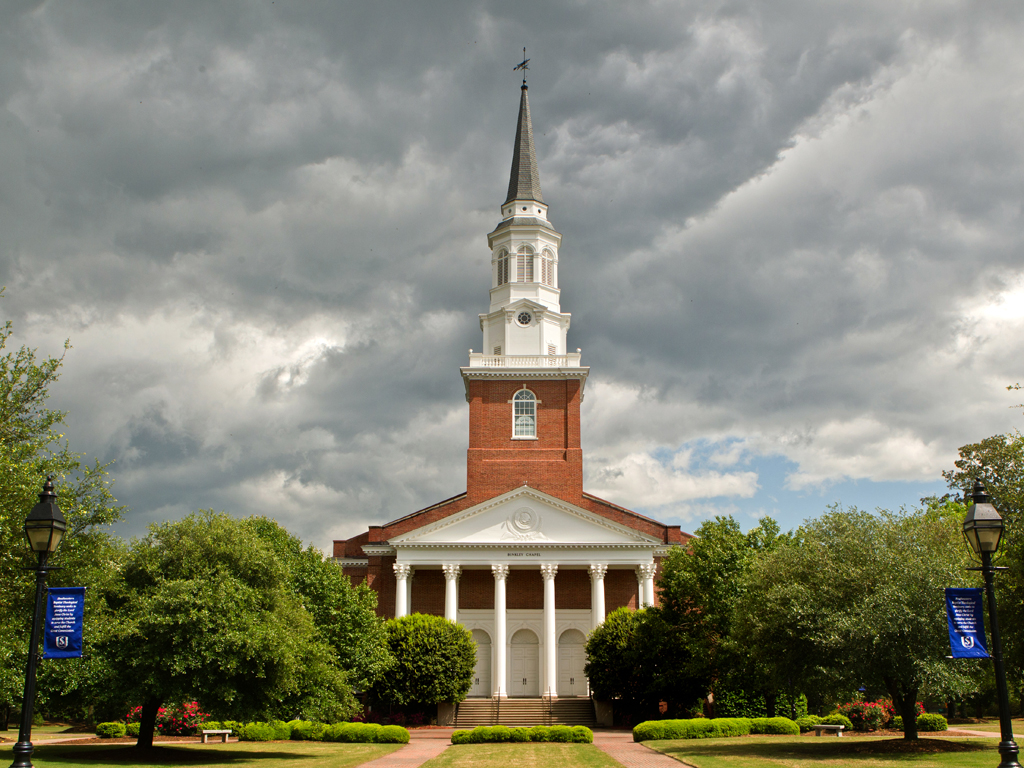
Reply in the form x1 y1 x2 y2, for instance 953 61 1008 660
584 606 705 721
241 517 392 691
97 512 358 747
370 614 474 709
657 515 785 714
737 504 981 739
0 304 126 726
944 432 1024 708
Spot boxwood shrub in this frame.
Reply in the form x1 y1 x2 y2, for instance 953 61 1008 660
96 722 126 738
892 715 904 730
750 717 800 735
917 713 948 732
821 714 853 729
377 725 411 743
450 725 594 744
795 715 823 733
241 722 276 742
126 722 141 737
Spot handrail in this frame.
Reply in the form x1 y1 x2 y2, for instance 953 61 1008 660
466 353 583 369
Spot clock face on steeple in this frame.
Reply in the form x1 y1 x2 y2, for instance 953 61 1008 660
516 311 533 326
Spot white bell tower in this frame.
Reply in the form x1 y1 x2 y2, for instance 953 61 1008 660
479 85 571 359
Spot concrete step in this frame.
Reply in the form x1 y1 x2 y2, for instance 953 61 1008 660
455 698 597 728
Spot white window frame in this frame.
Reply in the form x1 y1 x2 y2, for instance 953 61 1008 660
517 246 534 282
497 249 510 286
512 388 538 439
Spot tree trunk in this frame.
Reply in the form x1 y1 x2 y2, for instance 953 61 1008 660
764 691 776 718
136 698 161 749
1 704 9 730
884 677 919 740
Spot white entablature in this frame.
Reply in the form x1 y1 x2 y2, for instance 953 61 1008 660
384 485 664 567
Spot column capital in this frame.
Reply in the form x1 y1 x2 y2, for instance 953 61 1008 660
540 563 558 581
442 563 462 580
491 564 510 580
636 562 656 580
394 563 414 580
588 563 608 580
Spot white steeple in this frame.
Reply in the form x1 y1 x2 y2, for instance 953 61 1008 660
479 85 572 359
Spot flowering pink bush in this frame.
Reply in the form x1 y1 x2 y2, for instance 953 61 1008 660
125 701 209 736
837 701 887 731
877 698 925 727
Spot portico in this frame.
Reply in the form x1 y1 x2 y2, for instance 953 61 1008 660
384 485 666 699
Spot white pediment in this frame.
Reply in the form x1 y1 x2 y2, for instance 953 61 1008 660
390 486 660 547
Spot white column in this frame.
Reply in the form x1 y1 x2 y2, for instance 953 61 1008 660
443 564 461 622
492 564 509 699
406 566 415 615
637 563 657 607
540 563 558 700
588 564 607 630
394 563 412 618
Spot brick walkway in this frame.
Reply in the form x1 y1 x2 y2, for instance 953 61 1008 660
592 730 693 768
358 729 453 767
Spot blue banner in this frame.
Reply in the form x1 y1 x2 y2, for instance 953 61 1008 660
945 588 989 659
43 587 85 659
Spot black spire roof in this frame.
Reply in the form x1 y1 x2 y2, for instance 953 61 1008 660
504 85 544 205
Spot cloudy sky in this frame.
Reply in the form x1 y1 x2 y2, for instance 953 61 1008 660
2 1 1022 550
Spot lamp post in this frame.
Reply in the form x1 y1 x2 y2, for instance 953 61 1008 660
10 478 66 768
963 480 1021 768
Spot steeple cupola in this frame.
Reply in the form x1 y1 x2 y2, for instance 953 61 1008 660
474 84 576 364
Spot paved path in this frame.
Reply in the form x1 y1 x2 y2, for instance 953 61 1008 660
946 728 1001 738
592 730 692 768
358 728 453 768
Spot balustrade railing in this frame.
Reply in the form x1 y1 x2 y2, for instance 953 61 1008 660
467 353 583 368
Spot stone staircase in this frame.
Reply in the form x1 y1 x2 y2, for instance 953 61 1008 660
455 697 597 728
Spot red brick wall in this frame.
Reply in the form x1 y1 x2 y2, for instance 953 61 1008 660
410 569 445 616
459 569 495 610
605 569 640 612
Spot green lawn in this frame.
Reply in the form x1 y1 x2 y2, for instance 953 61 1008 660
646 735 1000 767
949 718 1024 734
420 743 620 768
1 724 89 741
0 740 401 767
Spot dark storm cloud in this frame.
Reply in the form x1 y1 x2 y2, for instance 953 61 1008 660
1 0 1022 544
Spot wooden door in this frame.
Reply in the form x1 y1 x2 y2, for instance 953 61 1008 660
510 629 539 697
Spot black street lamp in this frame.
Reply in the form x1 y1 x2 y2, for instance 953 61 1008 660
963 480 1021 768
10 478 66 768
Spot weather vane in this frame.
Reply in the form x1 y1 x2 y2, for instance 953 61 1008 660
513 47 530 86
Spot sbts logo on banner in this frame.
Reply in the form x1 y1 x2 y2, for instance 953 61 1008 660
43 587 85 659
945 588 989 659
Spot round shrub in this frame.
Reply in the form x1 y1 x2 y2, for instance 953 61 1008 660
838 702 886 731
96 722 126 738
126 722 141 737
892 715 904 730
822 714 853 730
289 720 327 741
530 726 552 742
571 726 594 743
633 721 665 741
451 729 472 745
716 718 752 737
470 726 494 743
371 614 476 708
377 725 410 743
509 727 531 742
491 725 512 742
549 725 574 743
241 722 275 742
795 715 823 733
917 713 947 732
335 722 381 742
750 717 799 735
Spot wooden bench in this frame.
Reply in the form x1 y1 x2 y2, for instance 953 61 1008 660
813 724 845 737
201 729 232 743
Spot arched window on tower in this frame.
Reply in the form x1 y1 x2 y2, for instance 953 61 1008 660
541 249 555 287
496 249 510 286
513 389 537 438
517 246 534 282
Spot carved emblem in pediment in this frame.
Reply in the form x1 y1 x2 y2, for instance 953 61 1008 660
501 506 546 541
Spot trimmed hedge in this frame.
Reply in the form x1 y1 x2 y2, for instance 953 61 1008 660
892 715 904 730
821 714 853 730
450 725 593 744
633 717 798 742
126 722 141 737
917 713 948 732
750 717 800 735
795 715 823 733
230 720 406 743
96 722 126 738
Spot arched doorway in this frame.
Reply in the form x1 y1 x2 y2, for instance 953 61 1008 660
469 629 491 697
557 629 587 697
509 629 539 697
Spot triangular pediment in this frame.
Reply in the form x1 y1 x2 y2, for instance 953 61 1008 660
390 486 660 547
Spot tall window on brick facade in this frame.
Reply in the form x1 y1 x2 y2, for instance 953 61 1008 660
540 249 555 286
496 249 510 286
513 389 537 437
517 246 534 282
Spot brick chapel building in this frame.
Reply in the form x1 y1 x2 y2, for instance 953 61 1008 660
333 83 690 701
